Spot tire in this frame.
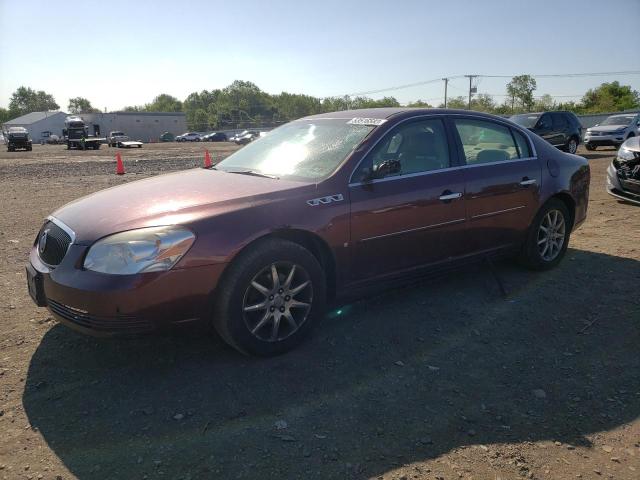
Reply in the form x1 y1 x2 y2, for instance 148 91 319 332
585 144 596 151
565 136 578 154
520 198 571 271
213 238 326 356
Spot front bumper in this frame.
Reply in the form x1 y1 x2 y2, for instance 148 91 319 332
606 163 640 206
27 245 227 336
584 133 626 147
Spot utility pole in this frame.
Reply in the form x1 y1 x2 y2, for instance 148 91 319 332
442 78 449 108
465 75 478 110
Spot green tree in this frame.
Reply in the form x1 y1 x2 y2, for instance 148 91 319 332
144 94 183 112
440 96 468 109
192 109 209 131
533 94 555 112
9 86 59 117
68 97 99 113
0 107 11 124
506 75 537 111
470 93 496 113
581 81 640 113
406 100 432 108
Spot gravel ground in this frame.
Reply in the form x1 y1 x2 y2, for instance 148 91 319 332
0 143 638 480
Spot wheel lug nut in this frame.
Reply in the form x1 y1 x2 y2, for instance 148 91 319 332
269 295 274 300
278 288 284 294
285 295 291 301
270 306 275 312
279 306 285 313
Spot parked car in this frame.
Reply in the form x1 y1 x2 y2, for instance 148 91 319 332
176 132 202 142
159 132 175 142
5 127 32 152
108 131 130 147
26 108 589 356
510 111 582 154
233 130 259 145
584 113 640 151
606 135 640 205
202 132 228 142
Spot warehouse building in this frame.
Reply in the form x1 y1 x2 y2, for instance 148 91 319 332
79 111 187 142
2 111 68 143
2 111 187 142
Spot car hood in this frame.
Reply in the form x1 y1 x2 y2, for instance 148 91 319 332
51 169 312 244
622 136 640 152
588 125 628 132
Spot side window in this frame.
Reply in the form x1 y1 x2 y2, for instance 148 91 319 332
537 114 552 130
552 113 567 129
512 129 532 158
352 118 450 182
453 118 519 165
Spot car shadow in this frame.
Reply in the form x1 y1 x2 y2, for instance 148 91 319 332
23 249 640 479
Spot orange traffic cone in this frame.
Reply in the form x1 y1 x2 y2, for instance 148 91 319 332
204 150 212 168
116 152 125 175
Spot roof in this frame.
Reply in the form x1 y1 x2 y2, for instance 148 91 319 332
108 111 186 117
4 111 67 125
300 107 504 121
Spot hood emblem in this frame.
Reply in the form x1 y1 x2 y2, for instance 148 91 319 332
38 229 49 254
307 194 344 207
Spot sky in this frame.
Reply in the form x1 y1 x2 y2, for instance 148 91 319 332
1 0 639 112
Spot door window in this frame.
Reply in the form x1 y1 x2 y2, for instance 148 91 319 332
453 118 520 164
512 129 532 158
552 113 567 130
352 118 450 182
537 114 552 130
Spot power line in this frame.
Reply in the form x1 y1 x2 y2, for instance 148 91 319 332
335 70 640 98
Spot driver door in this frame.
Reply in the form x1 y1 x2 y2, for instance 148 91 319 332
348 117 467 282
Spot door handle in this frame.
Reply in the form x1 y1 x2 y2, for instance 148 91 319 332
439 191 463 201
520 178 537 186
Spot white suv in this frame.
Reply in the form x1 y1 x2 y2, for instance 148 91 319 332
584 113 640 151
176 132 202 142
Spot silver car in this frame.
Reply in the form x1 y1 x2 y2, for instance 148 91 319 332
606 135 640 205
584 113 640 151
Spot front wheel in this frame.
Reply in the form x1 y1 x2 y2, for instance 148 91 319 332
213 238 326 356
520 199 571 270
565 137 578 154
585 144 596 151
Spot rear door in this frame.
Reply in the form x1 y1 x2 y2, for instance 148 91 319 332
551 112 568 146
349 117 467 282
451 116 541 253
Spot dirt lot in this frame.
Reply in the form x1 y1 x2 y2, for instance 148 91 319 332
0 143 638 480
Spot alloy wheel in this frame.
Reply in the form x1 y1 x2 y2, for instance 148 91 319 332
242 262 313 342
568 138 577 154
537 209 566 262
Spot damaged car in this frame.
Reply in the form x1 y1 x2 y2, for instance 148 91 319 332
607 136 640 205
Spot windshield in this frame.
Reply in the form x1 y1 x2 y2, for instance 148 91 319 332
215 119 375 181
510 114 541 128
600 115 635 126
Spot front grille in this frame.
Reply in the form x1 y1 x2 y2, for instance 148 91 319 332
48 299 153 334
37 221 72 266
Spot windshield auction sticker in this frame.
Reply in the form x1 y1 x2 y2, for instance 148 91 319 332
347 118 387 126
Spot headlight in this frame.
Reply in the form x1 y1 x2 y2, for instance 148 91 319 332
617 147 636 161
83 226 195 275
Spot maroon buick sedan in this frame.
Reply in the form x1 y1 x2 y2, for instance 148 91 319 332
27 108 590 355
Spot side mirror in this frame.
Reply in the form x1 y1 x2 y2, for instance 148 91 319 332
374 159 401 179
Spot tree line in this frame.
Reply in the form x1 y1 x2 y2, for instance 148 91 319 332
2 77 639 130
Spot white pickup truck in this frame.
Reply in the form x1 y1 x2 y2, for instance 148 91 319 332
108 131 142 148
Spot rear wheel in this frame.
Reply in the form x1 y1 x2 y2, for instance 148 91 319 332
564 137 578 154
213 238 326 356
521 199 571 270
585 144 596 151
